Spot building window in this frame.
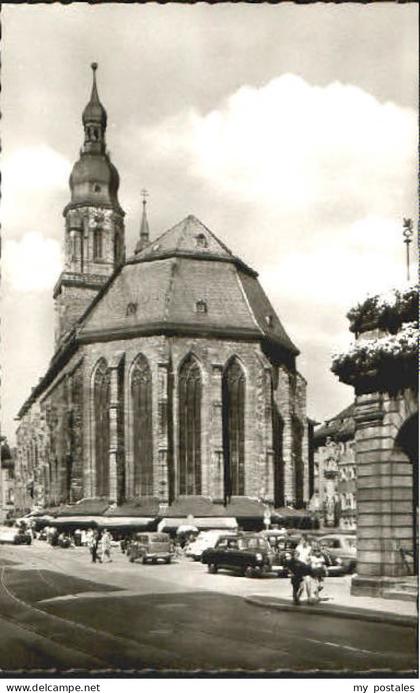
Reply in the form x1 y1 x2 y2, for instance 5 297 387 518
126 302 138 316
93 183 101 193
222 358 245 498
93 228 103 260
178 355 202 495
131 354 153 496
195 300 207 314
195 233 208 248
93 358 110 497
265 315 273 327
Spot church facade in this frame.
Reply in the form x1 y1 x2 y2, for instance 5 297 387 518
15 66 308 518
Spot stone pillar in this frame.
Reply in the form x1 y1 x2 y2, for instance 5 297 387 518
108 354 124 503
352 392 414 595
157 363 170 503
210 364 224 501
273 367 293 504
264 366 274 503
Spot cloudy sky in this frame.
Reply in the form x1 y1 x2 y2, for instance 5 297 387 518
1 3 418 443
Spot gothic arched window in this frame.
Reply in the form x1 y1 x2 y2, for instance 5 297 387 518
93 228 103 259
222 358 245 499
178 355 202 496
131 354 153 496
93 358 110 497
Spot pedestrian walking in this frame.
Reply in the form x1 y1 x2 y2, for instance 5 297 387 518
295 535 311 563
88 529 102 563
307 544 327 603
100 529 112 563
286 549 311 605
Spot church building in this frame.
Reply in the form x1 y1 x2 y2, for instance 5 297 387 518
15 65 309 524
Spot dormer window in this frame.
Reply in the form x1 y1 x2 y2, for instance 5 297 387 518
93 228 103 260
195 233 208 249
196 300 207 314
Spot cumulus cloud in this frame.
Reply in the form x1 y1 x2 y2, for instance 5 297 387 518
3 232 63 291
1 145 71 241
141 74 416 222
2 144 71 192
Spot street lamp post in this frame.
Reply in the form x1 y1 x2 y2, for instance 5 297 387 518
402 218 413 282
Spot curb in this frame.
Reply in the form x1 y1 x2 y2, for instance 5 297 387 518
245 596 418 628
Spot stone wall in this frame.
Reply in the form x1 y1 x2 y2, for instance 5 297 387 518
353 388 417 593
16 335 308 510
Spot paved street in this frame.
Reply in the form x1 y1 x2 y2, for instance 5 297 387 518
0 542 417 673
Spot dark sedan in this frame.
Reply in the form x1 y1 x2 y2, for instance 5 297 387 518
202 534 273 578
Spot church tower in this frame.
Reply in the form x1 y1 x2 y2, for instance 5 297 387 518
54 63 125 344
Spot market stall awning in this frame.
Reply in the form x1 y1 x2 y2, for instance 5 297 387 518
158 517 238 531
50 516 100 527
94 516 155 529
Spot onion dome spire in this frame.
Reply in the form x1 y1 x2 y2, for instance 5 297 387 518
82 63 107 153
135 189 151 254
83 63 107 127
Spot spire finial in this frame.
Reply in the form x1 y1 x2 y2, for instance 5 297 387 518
135 189 151 254
91 62 98 72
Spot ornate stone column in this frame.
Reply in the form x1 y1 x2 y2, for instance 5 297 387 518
157 363 170 504
331 284 418 596
108 353 124 503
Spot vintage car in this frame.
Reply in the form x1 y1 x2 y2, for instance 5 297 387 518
185 530 237 561
319 534 357 574
0 526 32 545
127 532 173 564
202 534 274 578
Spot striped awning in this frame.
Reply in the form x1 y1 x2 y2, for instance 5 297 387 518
158 517 238 531
50 515 156 529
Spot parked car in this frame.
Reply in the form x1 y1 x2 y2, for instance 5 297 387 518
127 532 173 564
202 533 274 578
318 534 357 574
186 530 237 561
0 526 32 545
261 532 348 578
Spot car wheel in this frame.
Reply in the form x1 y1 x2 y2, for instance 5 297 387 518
244 565 255 578
208 563 218 574
165 556 172 564
129 555 135 563
142 556 147 565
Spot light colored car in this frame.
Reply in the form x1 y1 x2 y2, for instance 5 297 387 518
127 532 172 564
0 526 32 545
186 530 237 561
319 534 357 574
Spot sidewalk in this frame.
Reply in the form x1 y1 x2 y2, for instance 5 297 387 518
246 578 418 628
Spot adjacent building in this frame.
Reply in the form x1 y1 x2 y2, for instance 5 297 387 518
310 404 357 530
15 66 309 524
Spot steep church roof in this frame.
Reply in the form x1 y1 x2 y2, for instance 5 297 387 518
77 214 299 358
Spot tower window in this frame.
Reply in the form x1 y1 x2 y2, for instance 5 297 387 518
93 184 102 193
196 300 207 314
93 228 103 260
